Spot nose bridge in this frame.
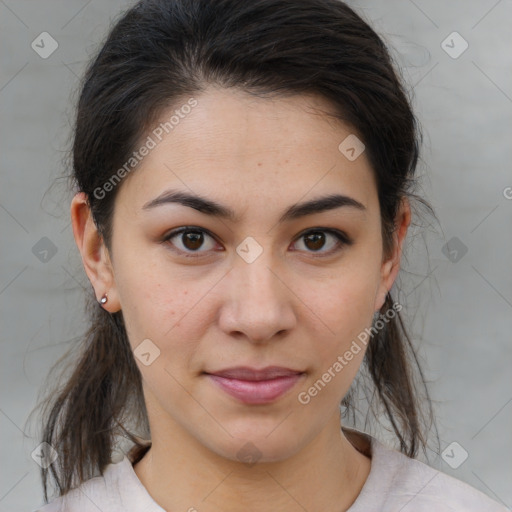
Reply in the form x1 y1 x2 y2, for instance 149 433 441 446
237 239 286 306
239 253 281 301
234 234 280 291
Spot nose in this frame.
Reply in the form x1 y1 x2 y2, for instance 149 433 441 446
217 254 297 344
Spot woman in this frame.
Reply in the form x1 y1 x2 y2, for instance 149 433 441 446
31 0 509 511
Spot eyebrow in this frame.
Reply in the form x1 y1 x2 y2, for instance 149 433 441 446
142 189 366 223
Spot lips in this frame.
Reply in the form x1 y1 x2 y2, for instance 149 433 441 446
206 366 303 381
204 366 305 404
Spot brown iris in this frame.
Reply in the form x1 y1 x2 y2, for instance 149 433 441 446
303 232 326 251
182 231 204 250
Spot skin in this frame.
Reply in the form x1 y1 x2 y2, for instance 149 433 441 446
71 85 410 512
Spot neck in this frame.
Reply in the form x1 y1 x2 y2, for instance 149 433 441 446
133 417 371 512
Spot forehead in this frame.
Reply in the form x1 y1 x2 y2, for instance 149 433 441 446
116 86 378 216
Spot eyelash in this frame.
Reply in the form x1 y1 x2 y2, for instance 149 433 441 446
161 226 353 259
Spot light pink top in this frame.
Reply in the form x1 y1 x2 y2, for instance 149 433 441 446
33 429 510 512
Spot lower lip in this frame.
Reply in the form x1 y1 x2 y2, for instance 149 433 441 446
205 373 304 404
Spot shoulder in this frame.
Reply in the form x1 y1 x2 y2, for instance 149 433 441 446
31 474 111 512
31 457 129 512
345 429 510 512
385 449 508 511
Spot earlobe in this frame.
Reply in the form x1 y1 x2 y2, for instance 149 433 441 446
70 192 121 312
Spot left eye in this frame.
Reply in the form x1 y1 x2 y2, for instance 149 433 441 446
162 227 351 257
292 229 351 256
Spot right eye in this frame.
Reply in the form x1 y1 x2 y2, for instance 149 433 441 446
162 226 221 258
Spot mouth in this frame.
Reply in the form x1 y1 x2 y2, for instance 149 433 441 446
203 366 306 404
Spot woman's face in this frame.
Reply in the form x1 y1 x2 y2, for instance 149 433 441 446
83 86 408 462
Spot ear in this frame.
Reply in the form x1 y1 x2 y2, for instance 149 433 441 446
70 192 121 313
374 197 411 312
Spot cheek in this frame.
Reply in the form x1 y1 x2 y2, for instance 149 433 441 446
113 256 181 353
297 280 375 406
116 263 218 384
293 259 381 381
118 280 199 408
303 267 378 336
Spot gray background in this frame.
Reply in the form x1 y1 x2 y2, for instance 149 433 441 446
1 0 511 510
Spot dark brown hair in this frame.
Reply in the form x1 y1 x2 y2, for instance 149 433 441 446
30 0 440 503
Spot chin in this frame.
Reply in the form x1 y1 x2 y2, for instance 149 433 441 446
200 424 306 464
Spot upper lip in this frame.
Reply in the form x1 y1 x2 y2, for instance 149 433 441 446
205 366 304 381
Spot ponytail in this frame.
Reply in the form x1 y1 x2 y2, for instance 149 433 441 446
36 300 148 502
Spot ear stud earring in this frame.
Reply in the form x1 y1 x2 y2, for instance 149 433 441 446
99 293 108 305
